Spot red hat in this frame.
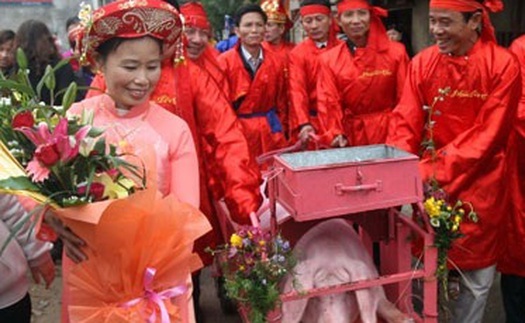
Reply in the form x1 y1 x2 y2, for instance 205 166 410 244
429 0 503 43
261 0 292 29
337 0 389 51
180 1 210 30
78 0 183 64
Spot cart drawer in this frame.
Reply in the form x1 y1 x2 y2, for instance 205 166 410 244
273 145 422 221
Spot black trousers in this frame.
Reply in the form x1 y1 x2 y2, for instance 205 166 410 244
501 274 525 323
0 293 31 323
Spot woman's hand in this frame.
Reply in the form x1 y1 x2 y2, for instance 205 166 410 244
30 253 55 288
44 211 87 263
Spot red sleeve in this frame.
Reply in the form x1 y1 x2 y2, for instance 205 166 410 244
192 66 263 225
288 49 311 135
275 58 289 138
395 45 410 102
387 57 426 154
510 37 525 137
316 50 344 144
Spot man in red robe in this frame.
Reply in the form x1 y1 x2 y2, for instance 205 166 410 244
218 4 288 163
260 0 294 60
387 1 520 321
499 34 525 323
316 0 409 148
180 1 229 95
288 0 342 143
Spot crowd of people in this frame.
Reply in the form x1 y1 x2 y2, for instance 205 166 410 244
0 0 524 322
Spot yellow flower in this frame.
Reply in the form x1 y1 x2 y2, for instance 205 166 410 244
230 234 243 248
93 173 135 199
452 224 459 232
259 240 266 246
424 197 441 218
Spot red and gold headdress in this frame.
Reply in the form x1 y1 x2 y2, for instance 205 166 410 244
261 0 292 29
429 0 504 43
77 0 184 65
180 1 210 31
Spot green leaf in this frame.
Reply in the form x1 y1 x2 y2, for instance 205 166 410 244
61 82 78 110
0 79 35 97
43 65 56 92
16 48 28 70
0 176 39 191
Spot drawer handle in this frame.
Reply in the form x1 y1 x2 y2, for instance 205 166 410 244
335 181 383 195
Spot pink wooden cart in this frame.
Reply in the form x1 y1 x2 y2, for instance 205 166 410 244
215 144 438 322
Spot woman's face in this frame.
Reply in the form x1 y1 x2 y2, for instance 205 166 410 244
98 37 162 110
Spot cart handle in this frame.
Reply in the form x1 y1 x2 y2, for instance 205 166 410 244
249 212 260 228
256 140 303 165
335 181 383 194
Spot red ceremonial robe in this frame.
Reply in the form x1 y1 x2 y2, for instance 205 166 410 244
498 35 525 277
387 39 521 270
218 44 288 161
192 45 230 98
288 37 342 138
317 40 409 146
87 59 263 264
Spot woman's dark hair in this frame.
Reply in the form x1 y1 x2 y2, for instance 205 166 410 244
13 20 61 77
163 0 180 11
234 4 267 27
66 16 81 31
0 29 15 46
95 36 163 63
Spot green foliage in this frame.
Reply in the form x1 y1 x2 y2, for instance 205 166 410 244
195 0 258 39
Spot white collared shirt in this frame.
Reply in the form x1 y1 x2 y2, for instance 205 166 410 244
316 41 328 49
241 45 264 72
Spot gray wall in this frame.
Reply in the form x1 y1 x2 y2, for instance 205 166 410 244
0 0 86 52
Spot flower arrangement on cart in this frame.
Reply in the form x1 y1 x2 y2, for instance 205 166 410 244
210 224 296 323
0 49 209 322
421 87 478 310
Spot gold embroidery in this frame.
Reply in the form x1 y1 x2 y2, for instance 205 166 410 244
358 69 392 79
450 89 488 100
155 95 176 105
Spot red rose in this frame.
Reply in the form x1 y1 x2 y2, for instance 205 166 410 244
77 182 105 201
12 111 35 129
34 143 60 166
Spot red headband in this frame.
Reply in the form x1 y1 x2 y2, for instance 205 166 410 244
299 4 331 17
337 0 387 17
430 0 503 43
181 2 210 30
430 0 502 12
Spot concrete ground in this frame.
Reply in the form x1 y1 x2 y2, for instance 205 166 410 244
30 264 505 323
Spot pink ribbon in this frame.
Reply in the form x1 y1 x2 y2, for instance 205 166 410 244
121 267 187 323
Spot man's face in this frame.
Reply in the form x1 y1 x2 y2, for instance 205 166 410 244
429 8 481 56
185 27 210 60
236 12 265 47
338 9 370 41
0 39 14 72
264 21 285 44
301 13 331 43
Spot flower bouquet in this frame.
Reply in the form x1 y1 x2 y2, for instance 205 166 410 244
0 50 211 322
210 225 295 323
420 88 478 305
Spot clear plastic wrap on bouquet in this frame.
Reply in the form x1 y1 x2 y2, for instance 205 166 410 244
55 188 211 322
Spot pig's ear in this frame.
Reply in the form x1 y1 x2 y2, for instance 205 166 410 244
281 260 314 323
344 262 381 323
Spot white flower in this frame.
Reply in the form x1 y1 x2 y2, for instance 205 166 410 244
79 137 96 157
430 218 441 228
0 97 11 106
